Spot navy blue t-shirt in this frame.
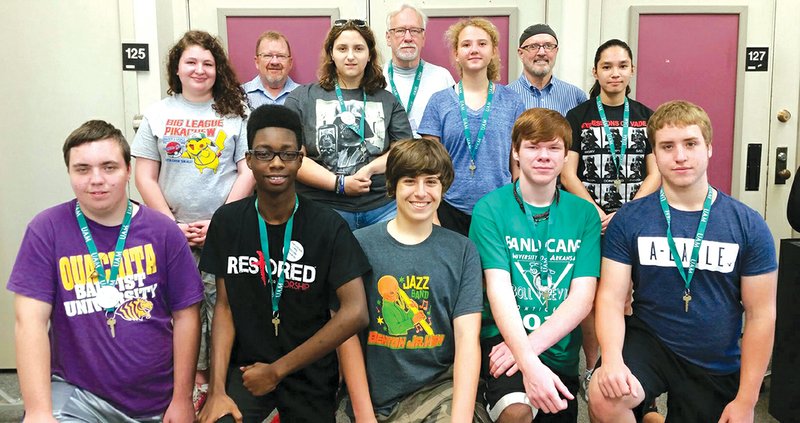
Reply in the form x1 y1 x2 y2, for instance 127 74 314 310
603 190 776 373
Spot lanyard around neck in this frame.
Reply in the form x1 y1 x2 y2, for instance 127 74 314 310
658 186 713 295
458 80 494 175
75 200 133 312
388 60 424 113
596 97 629 180
514 181 558 307
334 82 367 143
255 196 299 319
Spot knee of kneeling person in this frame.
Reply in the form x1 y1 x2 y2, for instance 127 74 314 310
588 384 642 423
497 403 534 423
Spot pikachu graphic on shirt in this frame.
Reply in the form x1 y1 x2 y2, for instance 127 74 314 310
181 131 227 173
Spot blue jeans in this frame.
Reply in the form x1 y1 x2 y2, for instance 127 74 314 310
334 201 397 230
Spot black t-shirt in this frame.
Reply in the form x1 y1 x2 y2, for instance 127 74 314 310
566 98 653 213
200 194 371 377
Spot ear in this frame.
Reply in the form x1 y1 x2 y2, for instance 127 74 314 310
245 153 254 170
707 143 713 159
591 67 597 79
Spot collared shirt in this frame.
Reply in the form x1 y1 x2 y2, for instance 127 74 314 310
508 74 587 116
242 75 300 109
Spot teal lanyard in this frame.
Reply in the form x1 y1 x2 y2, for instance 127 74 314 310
658 186 713 308
596 97 629 180
458 81 495 176
75 200 133 312
388 60 424 113
515 181 557 309
334 82 367 142
255 196 299 321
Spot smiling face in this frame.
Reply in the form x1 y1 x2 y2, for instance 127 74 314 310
454 25 495 75
68 139 131 222
386 7 426 64
254 37 293 89
394 174 443 224
332 30 370 86
514 138 567 187
246 127 303 196
176 45 216 100
653 124 712 190
518 33 558 80
592 45 634 97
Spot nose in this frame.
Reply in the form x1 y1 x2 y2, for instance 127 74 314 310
268 154 285 168
402 29 414 41
89 167 104 184
414 180 426 196
675 145 687 161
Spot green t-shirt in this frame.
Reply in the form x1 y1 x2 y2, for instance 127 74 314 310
470 184 601 375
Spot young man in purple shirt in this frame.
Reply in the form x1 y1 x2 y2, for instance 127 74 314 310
8 120 203 422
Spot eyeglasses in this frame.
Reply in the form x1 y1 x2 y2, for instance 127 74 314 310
257 53 291 62
520 43 558 52
248 149 303 162
333 19 368 28
388 27 424 38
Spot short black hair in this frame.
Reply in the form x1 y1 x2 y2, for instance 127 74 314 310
247 105 304 149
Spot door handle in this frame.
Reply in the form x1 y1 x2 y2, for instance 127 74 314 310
775 147 791 184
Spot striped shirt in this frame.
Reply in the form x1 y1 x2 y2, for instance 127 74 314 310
508 74 587 116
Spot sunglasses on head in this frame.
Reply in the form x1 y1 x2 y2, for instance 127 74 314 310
333 19 368 28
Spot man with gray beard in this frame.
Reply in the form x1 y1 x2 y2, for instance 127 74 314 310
383 3 454 136
509 24 586 116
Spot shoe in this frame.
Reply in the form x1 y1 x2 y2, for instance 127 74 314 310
193 383 209 413
580 368 593 402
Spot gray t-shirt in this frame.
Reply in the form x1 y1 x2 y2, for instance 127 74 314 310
353 222 483 412
131 94 248 222
285 84 412 212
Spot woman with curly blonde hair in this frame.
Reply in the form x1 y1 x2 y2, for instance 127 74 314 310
131 29 253 411
286 19 412 230
418 18 524 236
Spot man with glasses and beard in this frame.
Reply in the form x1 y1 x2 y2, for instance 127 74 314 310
509 24 586 116
383 4 455 136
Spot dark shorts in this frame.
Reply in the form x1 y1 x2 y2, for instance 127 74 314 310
438 200 472 237
480 335 579 423
217 365 337 423
616 316 739 422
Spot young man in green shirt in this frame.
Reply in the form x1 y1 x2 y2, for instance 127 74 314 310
470 108 601 422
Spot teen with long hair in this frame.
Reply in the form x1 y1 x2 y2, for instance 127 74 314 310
131 30 253 412
418 18 525 236
285 19 412 230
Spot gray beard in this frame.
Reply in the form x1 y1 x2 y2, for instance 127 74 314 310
395 48 419 63
531 64 552 78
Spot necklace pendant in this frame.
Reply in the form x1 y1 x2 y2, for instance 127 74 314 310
614 179 621 188
469 160 476 176
683 292 692 313
107 317 116 338
272 315 281 336
541 288 550 311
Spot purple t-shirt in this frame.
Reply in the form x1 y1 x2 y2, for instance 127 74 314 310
7 200 203 418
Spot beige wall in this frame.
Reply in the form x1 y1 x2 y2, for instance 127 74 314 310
0 0 129 368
